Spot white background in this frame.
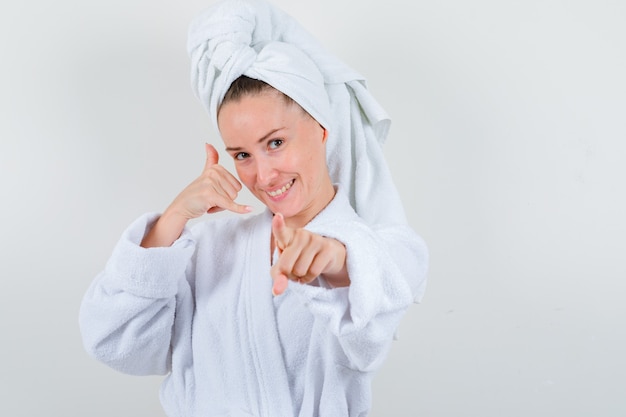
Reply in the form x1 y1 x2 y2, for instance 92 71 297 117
1 0 625 415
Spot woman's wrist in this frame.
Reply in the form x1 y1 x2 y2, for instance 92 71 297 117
140 210 188 248
321 239 350 288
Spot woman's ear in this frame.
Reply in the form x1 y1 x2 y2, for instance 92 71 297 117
321 127 328 144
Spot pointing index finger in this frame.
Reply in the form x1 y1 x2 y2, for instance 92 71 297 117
272 213 293 251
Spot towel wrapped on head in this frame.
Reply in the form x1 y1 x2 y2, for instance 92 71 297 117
187 0 409 227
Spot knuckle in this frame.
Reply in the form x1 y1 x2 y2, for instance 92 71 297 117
293 265 308 278
204 168 220 180
308 265 323 277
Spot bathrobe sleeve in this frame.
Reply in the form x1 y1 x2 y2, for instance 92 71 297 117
79 213 196 376
289 193 428 373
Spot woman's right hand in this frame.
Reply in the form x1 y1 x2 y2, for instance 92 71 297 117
167 143 251 219
141 143 251 248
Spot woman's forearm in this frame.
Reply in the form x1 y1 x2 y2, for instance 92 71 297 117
141 210 188 248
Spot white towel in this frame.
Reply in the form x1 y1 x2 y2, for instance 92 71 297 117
187 0 410 228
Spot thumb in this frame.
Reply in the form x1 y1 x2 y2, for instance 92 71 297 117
204 143 219 171
272 272 289 296
271 213 292 251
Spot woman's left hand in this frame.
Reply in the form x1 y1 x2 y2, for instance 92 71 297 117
270 213 350 296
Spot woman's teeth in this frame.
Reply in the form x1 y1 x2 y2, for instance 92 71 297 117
267 180 294 197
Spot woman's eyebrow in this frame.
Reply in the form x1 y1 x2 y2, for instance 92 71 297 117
225 127 284 152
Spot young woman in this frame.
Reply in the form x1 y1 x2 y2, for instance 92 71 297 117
80 1 427 416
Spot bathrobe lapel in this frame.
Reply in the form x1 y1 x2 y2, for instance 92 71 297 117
241 211 293 416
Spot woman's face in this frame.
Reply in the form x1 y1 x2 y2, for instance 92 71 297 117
218 90 335 228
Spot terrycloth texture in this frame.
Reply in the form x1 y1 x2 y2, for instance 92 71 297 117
79 188 428 417
188 0 410 228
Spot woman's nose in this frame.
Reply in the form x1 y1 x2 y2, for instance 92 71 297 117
256 159 277 185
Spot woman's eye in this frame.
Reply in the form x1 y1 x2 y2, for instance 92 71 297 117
268 139 283 150
235 152 250 160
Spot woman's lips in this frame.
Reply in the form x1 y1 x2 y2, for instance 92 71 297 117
266 179 295 198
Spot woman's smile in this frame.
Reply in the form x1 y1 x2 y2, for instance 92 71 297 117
265 179 295 199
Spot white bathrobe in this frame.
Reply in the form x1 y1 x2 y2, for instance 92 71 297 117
79 188 427 417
